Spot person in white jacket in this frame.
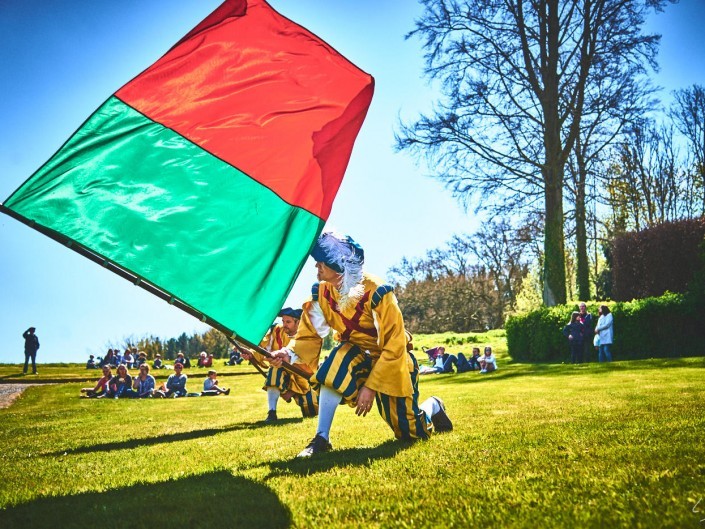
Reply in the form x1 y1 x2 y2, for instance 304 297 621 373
478 346 498 373
594 305 614 362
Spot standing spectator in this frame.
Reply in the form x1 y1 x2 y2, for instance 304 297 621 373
595 305 614 362
155 363 188 398
107 364 132 398
577 302 594 362
562 311 585 364
127 364 156 398
22 327 40 375
478 346 498 374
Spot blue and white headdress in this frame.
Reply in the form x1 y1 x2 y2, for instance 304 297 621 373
310 231 365 299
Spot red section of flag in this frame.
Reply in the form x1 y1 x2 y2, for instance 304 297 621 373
116 0 373 220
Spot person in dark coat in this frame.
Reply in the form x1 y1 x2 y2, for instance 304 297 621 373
22 326 40 375
562 312 584 364
577 302 594 362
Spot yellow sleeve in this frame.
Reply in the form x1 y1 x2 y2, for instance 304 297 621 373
247 326 274 367
364 291 413 398
290 299 324 371
249 349 269 368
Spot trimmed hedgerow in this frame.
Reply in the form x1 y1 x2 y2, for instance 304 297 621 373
506 292 705 362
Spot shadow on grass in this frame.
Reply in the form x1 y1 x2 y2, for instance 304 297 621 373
423 357 704 386
265 439 412 478
0 470 291 529
0 373 26 380
48 418 303 456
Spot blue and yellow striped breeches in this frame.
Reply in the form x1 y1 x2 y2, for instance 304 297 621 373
312 343 431 441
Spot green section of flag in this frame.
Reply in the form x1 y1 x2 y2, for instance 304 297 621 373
4 96 323 343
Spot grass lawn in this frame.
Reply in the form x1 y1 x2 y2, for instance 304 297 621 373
0 345 703 528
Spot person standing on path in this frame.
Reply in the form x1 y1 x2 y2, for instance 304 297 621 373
22 326 39 375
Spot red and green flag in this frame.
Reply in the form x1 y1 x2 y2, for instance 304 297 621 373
1 0 374 344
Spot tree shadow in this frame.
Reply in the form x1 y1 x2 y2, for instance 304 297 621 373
265 439 413 478
0 470 291 529
424 357 705 386
47 418 303 457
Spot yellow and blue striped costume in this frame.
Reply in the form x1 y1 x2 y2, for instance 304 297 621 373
254 324 318 418
290 273 432 440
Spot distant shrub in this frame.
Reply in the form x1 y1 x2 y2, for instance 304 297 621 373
506 293 705 362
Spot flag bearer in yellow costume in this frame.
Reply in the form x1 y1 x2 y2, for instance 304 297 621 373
242 307 318 422
271 231 453 458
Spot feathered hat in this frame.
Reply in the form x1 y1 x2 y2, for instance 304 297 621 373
310 231 364 295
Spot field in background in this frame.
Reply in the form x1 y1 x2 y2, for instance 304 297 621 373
0 333 703 528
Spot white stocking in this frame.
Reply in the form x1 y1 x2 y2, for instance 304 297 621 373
267 387 280 411
316 385 341 441
419 396 441 418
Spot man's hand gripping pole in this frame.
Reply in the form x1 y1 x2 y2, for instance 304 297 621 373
226 336 312 380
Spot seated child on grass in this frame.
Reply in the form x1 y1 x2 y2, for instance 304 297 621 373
201 369 231 396
478 346 498 374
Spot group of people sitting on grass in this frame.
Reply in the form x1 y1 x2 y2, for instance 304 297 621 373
419 346 498 375
86 348 226 371
80 361 231 399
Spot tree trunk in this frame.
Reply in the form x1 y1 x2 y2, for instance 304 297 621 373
575 159 591 301
541 0 567 307
543 164 567 306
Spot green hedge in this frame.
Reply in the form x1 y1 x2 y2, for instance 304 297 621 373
506 292 705 362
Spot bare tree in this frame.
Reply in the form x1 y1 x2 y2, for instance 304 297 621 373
566 61 657 301
397 0 669 306
671 84 705 214
604 119 693 231
390 218 533 330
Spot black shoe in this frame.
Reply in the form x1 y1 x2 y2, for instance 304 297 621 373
430 396 453 433
265 410 278 423
296 435 332 458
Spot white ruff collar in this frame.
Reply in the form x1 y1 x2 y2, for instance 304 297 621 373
337 281 365 311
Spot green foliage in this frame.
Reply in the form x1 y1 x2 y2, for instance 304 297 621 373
612 218 705 300
0 358 703 528
507 293 705 362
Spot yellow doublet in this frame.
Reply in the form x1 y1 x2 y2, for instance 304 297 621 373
250 324 292 367
257 322 314 396
292 273 413 398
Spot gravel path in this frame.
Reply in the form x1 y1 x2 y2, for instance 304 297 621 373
0 384 38 409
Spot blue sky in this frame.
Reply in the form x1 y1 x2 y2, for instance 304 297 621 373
1 0 704 363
